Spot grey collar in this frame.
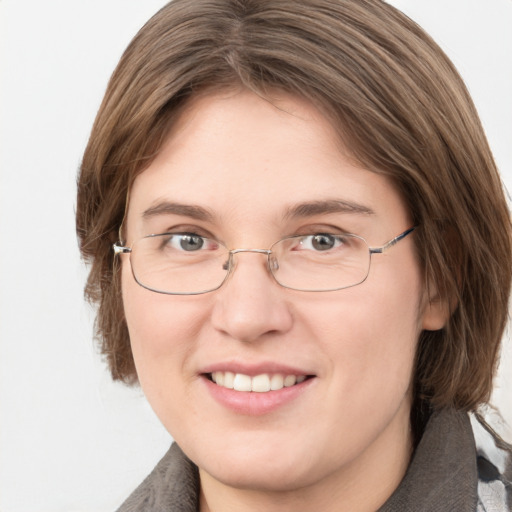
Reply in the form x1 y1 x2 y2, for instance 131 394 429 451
378 408 477 511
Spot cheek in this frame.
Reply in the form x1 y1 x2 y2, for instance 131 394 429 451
360 277 423 376
121 261 207 387
303 264 423 405
121 267 214 433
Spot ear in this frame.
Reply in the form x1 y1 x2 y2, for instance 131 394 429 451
421 284 454 332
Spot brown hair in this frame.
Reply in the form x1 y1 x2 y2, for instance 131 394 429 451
76 0 511 411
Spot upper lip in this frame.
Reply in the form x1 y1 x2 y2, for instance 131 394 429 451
199 360 315 377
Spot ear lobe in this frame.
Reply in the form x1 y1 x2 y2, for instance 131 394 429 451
421 283 455 331
421 297 451 331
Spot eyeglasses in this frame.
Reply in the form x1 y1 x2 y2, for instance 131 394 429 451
113 227 415 295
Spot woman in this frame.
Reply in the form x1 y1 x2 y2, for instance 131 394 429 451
76 0 512 510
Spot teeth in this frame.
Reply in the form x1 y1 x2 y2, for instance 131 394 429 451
211 372 307 392
270 374 284 390
233 373 252 392
223 371 235 389
284 375 296 387
251 374 270 393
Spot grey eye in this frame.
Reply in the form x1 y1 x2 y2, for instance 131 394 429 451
178 234 204 251
311 234 337 251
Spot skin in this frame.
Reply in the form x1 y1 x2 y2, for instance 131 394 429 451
121 90 448 512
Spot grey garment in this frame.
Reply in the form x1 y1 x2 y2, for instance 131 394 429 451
116 409 510 512
117 444 199 512
377 408 478 511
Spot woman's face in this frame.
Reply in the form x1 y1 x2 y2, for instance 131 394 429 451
122 90 446 495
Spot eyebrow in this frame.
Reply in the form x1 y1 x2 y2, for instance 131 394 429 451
142 201 214 222
284 199 375 219
141 198 374 223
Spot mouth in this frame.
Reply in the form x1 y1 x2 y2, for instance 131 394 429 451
206 371 313 393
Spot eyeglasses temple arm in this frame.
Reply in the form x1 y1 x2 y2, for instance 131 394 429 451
369 226 416 255
113 242 131 255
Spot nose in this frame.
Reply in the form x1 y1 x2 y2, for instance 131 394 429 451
211 251 293 343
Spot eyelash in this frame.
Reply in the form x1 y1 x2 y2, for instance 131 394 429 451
158 225 215 239
150 224 354 244
294 224 352 237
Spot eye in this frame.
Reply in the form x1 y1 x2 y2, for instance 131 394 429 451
299 233 344 251
165 233 216 252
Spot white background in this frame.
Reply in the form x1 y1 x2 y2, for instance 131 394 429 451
1 1 511 511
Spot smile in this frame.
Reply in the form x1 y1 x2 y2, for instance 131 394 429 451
209 371 308 392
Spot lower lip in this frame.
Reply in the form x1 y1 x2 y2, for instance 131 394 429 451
202 376 315 416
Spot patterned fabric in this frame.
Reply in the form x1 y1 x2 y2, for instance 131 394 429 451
116 409 511 511
472 415 511 511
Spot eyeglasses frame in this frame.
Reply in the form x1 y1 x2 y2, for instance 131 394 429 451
113 226 416 295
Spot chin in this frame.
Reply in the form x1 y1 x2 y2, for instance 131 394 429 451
202 452 319 492
184 428 339 493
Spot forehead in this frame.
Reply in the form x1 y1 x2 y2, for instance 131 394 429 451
126 90 409 240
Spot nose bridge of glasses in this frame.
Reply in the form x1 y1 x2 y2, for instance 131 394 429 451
227 248 277 274
229 248 272 256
